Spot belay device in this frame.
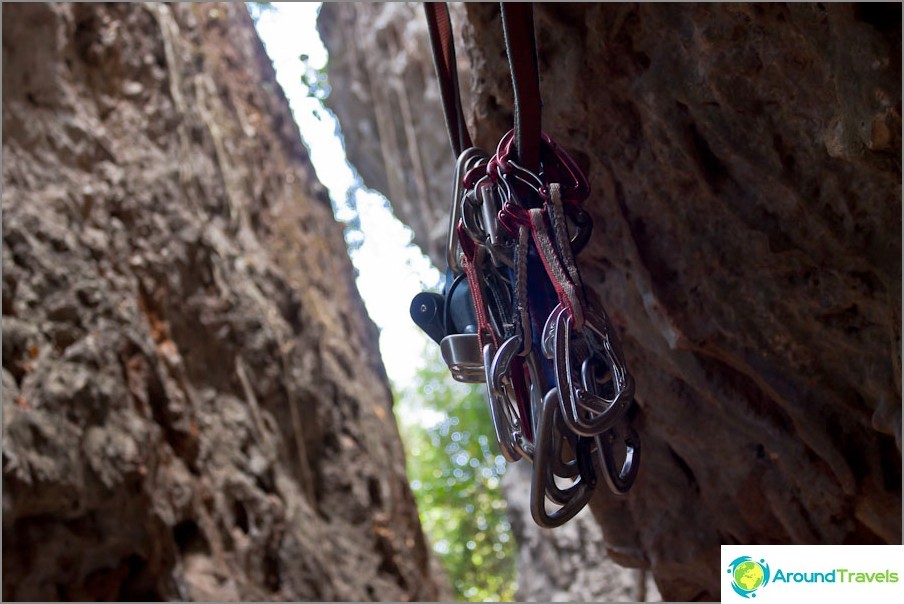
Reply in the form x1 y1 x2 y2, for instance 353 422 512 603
410 3 640 528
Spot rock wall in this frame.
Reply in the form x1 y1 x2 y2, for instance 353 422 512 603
319 2 902 601
2 3 443 601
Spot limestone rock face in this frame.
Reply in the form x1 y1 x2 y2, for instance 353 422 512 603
320 3 901 601
2 3 442 601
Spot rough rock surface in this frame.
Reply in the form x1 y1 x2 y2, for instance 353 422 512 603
320 3 902 601
2 3 443 601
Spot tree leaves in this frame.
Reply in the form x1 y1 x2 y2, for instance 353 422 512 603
395 347 516 602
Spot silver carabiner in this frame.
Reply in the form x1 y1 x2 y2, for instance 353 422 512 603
447 148 488 274
482 342 522 463
490 336 548 450
595 418 641 494
552 304 635 437
489 334 524 393
461 187 488 244
529 388 595 528
541 303 566 359
479 180 501 248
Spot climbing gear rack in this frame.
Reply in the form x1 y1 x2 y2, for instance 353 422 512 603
411 2 640 528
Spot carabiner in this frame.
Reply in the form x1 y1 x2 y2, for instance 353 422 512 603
447 148 489 274
595 418 641 494
553 304 635 437
530 388 595 528
483 342 522 463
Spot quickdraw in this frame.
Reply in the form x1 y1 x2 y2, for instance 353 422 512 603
411 2 640 528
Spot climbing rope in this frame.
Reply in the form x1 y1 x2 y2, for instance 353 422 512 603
412 2 640 528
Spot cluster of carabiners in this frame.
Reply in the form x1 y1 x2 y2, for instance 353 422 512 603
411 129 641 528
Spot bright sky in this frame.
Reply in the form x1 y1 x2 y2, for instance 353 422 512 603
252 3 441 387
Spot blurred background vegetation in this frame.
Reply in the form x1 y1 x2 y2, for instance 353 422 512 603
394 348 517 602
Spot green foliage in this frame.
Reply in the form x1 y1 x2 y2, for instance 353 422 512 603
299 52 331 100
395 346 517 602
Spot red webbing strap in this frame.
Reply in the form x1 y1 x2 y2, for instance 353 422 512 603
458 224 498 350
528 207 585 329
424 3 473 158
500 2 541 174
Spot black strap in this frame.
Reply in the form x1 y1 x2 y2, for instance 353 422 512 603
424 2 473 158
424 3 542 171
501 2 541 174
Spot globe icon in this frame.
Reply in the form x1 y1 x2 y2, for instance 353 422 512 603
733 560 765 592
